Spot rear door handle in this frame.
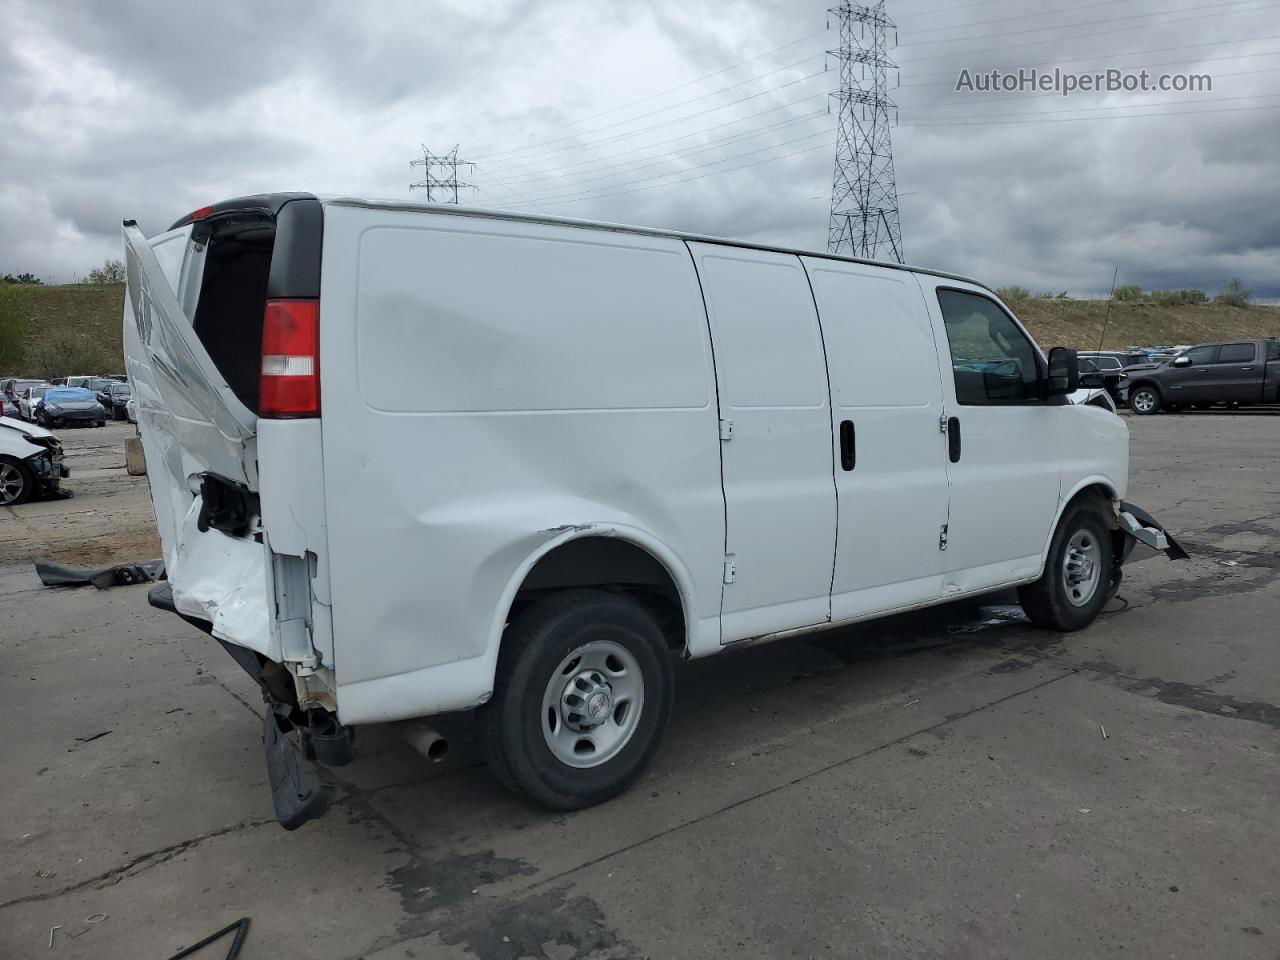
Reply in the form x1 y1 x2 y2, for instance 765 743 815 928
947 417 961 463
839 420 855 471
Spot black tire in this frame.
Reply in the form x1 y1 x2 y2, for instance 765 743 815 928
478 589 674 811
0 455 35 506
1018 501 1115 632
1129 385 1161 416
36 411 47 427
112 408 125 421
95 420 105 428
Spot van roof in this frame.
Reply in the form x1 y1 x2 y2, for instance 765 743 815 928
163 193 989 294
325 196 993 293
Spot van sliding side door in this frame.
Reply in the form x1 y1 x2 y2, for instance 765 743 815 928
687 243 837 644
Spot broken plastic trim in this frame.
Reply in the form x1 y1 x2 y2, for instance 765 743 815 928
1117 501 1190 561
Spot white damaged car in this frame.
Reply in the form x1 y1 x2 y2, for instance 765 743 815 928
0 416 67 505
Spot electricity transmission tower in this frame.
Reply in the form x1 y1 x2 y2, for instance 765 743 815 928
827 1 904 263
409 145 477 203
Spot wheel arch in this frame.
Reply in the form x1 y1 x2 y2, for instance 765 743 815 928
1037 478 1120 577
488 525 696 671
1127 379 1162 401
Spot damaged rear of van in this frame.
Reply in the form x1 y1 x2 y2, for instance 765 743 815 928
125 194 1185 830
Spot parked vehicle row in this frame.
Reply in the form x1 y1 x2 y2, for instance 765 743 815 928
2 379 112 427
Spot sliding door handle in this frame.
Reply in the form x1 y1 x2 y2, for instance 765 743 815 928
947 417 961 463
839 420 855 471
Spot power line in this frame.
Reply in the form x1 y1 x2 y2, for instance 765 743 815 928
514 99 1280 211
482 68 827 172
905 91 1280 122
902 100 1280 126
497 111 828 191
896 0 1267 48
901 2 1275 64
475 53 826 162
902 37 1280 84
901 0 1142 35
519 129 835 205
470 30 827 156
486 93 825 183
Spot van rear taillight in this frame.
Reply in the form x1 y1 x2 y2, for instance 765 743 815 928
260 300 320 418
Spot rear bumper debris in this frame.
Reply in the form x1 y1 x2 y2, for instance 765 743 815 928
148 581 349 830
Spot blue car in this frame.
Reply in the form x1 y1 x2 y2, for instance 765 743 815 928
37 387 106 428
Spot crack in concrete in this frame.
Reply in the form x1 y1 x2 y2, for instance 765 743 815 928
0 817 275 911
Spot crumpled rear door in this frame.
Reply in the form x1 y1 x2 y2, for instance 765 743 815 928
122 221 257 489
123 220 273 657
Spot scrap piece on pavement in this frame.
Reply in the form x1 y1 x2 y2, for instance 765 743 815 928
34 558 165 589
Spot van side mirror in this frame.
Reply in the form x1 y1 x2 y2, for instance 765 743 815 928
1046 347 1079 397
1171 355 1191 367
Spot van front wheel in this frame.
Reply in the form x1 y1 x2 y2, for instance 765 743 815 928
479 589 674 810
1018 502 1115 632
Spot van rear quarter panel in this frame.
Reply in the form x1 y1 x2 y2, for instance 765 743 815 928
318 206 724 718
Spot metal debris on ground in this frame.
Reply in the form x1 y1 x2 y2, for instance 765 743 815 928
48 925 60 948
162 917 250 960
1100 724 1109 739
74 731 112 744
34 558 165 589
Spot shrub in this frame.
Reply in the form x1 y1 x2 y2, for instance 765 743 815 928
1150 289 1208 306
1215 278 1251 308
996 285 1032 301
1112 285 1144 301
87 260 126 284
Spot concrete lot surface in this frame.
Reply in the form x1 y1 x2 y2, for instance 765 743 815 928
1 414 1277 959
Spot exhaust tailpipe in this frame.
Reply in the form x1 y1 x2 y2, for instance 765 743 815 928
403 721 449 763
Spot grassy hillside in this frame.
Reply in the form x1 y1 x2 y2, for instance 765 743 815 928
2 283 126 377
2 283 1277 379
1011 298 1280 352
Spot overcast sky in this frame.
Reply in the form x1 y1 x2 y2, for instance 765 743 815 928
2 0 1277 297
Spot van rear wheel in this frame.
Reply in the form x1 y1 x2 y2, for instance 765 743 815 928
479 589 674 810
1018 502 1115 632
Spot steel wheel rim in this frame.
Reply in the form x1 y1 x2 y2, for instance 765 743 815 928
1062 529 1102 607
541 639 644 769
0 463 25 505
1132 390 1155 412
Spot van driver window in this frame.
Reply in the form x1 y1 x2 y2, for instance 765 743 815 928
937 290 1042 405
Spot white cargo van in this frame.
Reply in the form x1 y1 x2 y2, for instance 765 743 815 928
123 195 1184 829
